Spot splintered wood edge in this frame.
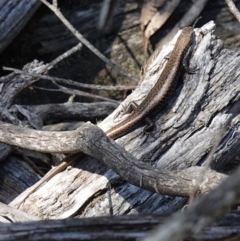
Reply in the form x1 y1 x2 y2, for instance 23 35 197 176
99 21 216 132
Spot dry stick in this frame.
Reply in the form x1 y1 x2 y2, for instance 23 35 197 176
4 121 225 205
3 67 135 91
41 42 83 73
3 67 119 103
31 86 62 92
51 81 119 104
39 0 140 83
30 85 115 108
2 43 122 104
143 163 240 241
48 42 82 68
225 0 240 22
1 43 82 84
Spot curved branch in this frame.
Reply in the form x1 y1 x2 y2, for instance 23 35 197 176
1 121 226 198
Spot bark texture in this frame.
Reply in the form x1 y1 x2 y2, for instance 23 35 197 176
0 22 238 219
0 212 240 241
0 0 40 53
1 1 240 240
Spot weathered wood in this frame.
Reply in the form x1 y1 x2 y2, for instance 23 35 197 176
0 60 48 111
0 202 39 222
0 212 240 240
0 1 239 240
2 121 225 203
0 22 237 219
0 156 40 204
143 163 240 241
29 0 240 56
15 101 118 129
0 143 12 162
32 1 141 56
0 0 40 53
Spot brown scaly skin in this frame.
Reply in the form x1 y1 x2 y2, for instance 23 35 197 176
106 26 194 138
16 27 194 208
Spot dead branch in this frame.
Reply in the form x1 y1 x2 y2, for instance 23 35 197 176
225 0 240 22
3 67 135 91
39 0 139 82
0 212 240 240
143 163 240 241
0 21 239 220
0 202 39 222
2 121 225 205
14 101 118 129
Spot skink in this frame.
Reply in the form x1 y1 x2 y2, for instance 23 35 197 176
16 26 194 207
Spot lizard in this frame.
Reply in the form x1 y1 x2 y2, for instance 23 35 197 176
15 26 195 208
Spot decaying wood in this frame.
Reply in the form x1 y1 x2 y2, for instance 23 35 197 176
0 143 12 162
0 155 40 204
0 121 226 197
0 60 49 120
144 162 240 241
0 212 240 241
0 202 39 222
14 101 118 129
0 22 237 219
1 1 240 240
0 0 40 53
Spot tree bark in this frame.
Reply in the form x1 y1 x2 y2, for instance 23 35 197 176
0 212 240 241
0 0 40 53
0 21 238 219
1 0 240 240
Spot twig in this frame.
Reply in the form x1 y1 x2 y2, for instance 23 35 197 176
0 121 226 197
2 43 82 83
51 81 119 104
225 0 240 22
31 86 61 92
48 42 82 68
3 67 119 103
143 163 240 241
3 67 135 91
39 0 139 83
